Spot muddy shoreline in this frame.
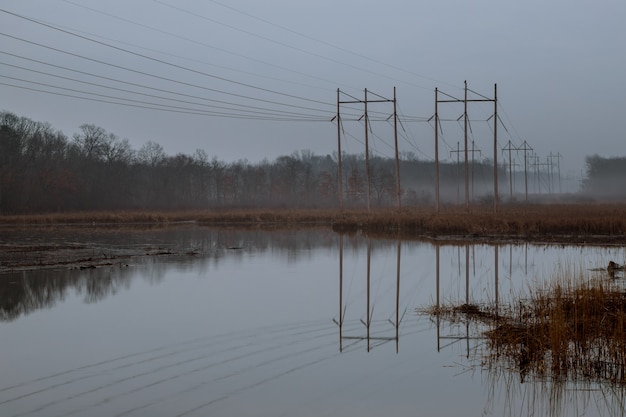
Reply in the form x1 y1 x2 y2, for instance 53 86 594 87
1 221 624 273
2 204 626 272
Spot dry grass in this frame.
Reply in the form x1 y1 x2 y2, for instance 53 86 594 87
428 270 626 385
1 203 625 241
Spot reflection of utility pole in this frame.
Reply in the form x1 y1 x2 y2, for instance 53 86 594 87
494 244 499 318
395 240 401 353
365 239 371 351
336 235 400 352
436 245 440 352
338 234 344 351
517 141 533 201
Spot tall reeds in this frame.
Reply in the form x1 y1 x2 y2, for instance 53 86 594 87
1 204 625 242
429 266 626 386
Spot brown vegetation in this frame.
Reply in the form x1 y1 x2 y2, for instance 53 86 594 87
1 203 625 243
428 271 626 386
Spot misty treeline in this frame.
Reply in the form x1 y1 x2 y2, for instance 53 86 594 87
581 155 626 199
7 111 608 214
0 111 499 213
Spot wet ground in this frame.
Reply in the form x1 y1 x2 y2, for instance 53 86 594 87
0 225 202 273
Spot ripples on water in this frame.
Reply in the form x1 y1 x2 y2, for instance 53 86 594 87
1 226 625 417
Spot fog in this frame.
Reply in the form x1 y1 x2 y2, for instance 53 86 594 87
2 0 625 179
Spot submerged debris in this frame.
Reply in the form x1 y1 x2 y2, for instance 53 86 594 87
607 260 625 277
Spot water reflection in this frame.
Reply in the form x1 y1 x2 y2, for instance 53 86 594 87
0 227 337 321
336 236 401 352
0 268 134 321
3 226 626 417
428 241 626 417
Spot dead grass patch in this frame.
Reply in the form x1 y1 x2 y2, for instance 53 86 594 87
427 270 626 385
1 204 625 242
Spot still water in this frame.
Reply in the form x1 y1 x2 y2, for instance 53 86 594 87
1 226 625 417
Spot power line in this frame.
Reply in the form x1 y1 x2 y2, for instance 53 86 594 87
0 9 333 108
33 16 338 94
0 60 327 120
204 0 460 90
0 76 327 121
0 32 338 118
58 0 352 92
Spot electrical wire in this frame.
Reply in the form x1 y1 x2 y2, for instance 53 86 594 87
0 61 327 120
58 0 350 92
0 32 339 119
0 9 333 108
204 0 460 90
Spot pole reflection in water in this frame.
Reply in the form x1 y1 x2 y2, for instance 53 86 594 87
336 235 401 352
434 243 503 357
430 240 626 417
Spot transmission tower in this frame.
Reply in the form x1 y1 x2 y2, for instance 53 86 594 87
435 82 498 212
517 141 533 201
336 88 398 211
502 140 517 199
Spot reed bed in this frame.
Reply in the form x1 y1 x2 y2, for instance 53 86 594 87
1 203 625 241
428 269 626 386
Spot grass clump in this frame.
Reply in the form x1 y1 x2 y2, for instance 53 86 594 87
429 269 626 385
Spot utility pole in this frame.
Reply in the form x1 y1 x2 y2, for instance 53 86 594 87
335 88 343 210
548 152 562 194
364 89 371 211
510 159 521 194
451 142 463 205
435 82 497 212
464 80 469 209
529 153 540 194
517 141 533 201
493 83 498 213
535 158 552 194
337 88 395 210
469 140 482 201
502 140 516 199
393 87 401 209
434 89 440 213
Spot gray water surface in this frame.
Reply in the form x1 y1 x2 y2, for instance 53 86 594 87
1 227 625 417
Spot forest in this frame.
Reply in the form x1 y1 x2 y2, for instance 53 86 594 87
1 111 621 214
581 155 626 199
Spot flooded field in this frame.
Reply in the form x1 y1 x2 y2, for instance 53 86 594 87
1 225 626 417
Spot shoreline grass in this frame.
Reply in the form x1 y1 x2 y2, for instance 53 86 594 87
0 203 625 242
427 266 626 386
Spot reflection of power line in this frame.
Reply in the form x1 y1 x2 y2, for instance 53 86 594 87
336 236 403 352
434 243 499 355
1 320 335 415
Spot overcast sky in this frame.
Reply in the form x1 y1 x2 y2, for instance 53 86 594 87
1 0 624 179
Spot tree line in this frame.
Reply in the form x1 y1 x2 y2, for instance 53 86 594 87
1 111 527 214
581 155 626 199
